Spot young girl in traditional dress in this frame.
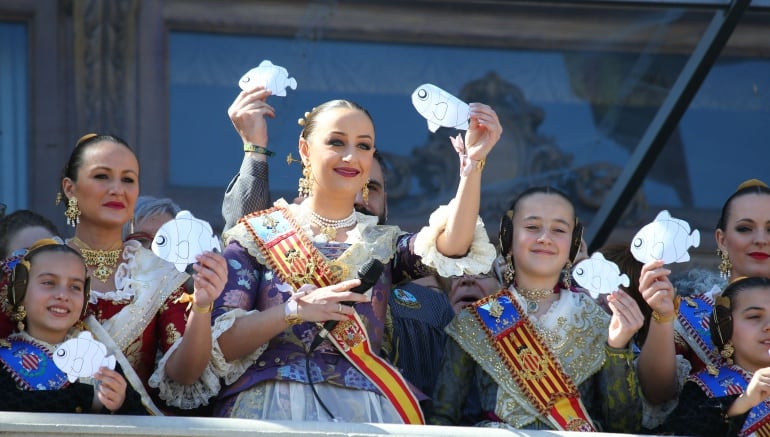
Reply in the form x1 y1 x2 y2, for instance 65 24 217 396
664 276 770 436
429 186 644 432
0 240 144 414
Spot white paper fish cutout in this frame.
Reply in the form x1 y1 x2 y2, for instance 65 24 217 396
411 83 470 132
630 210 700 265
151 210 222 272
53 331 116 383
573 252 630 298
238 60 297 97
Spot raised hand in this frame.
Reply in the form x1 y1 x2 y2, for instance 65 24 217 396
607 289 644 348
228 87 275 147
639 259 677 321
463 103 503 161
191 251 228 310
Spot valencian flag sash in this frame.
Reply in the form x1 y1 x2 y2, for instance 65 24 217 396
678 294 724 368
240 206 424 424
0 338 69 391
692 365 770 437
470 290 596 431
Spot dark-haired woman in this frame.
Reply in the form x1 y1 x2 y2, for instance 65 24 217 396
56 134 227 412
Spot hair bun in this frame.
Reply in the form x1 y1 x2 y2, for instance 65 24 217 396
736 178 769 191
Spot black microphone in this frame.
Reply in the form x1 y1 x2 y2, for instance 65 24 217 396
309 259 384 351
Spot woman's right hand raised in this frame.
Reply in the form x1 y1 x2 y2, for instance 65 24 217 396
228 87 274 147
639 259 676 321
293 279 372 323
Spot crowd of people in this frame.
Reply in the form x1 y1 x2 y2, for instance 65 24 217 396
0 83 768 436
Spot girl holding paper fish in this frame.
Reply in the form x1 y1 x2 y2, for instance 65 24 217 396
0 239 144 414
430 186 643 432
212 95 500 423
55 134 228 412
663 276 770 436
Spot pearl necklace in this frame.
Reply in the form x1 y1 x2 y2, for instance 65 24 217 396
309 209 357 241
518 286 554 313
69 237 122 283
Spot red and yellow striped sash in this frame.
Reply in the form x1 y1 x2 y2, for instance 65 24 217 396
471 290 595 431
239 206 424 424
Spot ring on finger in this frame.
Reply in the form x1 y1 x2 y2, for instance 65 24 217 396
338 303 343 313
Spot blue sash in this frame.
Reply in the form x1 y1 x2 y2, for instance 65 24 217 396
0 338 69 391
678 294 723 368
692 366 770 436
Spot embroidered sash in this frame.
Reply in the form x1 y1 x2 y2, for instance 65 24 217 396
469 290 596 431
0 338 69 391
692 366 770 437
677 294 724 368
239 206 424 424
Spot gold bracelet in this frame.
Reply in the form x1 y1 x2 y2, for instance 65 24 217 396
652 295 681 323
243 143 275 157
473 158 485 172
191 302 213 314
651 311 675 323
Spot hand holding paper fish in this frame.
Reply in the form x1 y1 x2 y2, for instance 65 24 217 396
228 87 274 148
630 210 700 264
639 259 677 322
446 103 502 176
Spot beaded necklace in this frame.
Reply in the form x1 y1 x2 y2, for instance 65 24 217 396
309 209 357 241
69 237 122 283
516 282 559 313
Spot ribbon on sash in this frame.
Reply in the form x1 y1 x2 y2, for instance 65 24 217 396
678 294 724 368
0 338 69 391
692 366 770 437
239 206 425 424
470 290 596 431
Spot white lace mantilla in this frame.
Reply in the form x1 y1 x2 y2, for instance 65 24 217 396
149 308 267 409
97 241 188 353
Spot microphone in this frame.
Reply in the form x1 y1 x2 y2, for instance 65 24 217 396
309 259 384 351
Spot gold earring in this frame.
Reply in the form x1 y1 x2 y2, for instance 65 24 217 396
720 341 734 365
503 254 515 285
563 261 573 289
718 249 732 280
11 305 26 332
362 179 370 204
286 153 300 166
65 197 81 227
55 192 63 205
298 164 314 198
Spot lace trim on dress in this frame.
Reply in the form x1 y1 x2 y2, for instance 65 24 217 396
412 198 497 278
99 240 188 352
639 353 691 430
149 308 267 409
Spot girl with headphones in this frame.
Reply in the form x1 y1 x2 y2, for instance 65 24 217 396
0 240 144 414
430 186 644 432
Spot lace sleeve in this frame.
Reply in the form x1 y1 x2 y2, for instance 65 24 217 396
412 199 497 277
148 308 267 409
